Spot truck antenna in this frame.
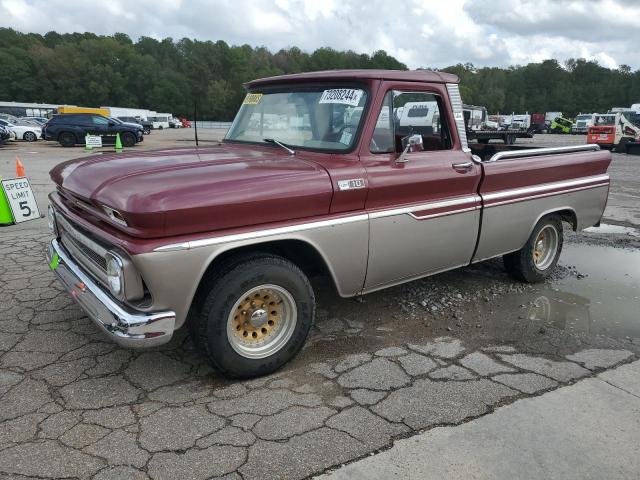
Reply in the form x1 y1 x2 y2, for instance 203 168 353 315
194 101 199 147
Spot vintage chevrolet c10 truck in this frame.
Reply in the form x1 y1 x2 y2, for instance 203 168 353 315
46 70 611 378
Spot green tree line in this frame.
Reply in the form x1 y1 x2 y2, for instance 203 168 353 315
1 28 639 119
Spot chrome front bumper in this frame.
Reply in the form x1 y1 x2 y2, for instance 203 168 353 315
47 239 176 347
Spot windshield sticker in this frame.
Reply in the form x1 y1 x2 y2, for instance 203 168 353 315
339 130 353 145
243 93 263 105
319 89 363 106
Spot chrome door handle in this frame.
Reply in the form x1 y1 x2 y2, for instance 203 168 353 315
452 161 473 170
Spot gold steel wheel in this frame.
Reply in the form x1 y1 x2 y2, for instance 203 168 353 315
226 284 297 359
533 224 559 270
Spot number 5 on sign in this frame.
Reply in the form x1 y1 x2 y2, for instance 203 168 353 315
1 177 40 223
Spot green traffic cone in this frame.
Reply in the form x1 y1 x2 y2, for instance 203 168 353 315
0 177 15 226
115 133 123 152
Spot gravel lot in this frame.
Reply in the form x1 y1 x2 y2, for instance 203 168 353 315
0 131 638 479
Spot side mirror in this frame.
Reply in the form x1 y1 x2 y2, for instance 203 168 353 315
397 134 424 163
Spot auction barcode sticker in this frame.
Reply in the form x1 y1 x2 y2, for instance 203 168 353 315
319 89 363 106
243 93 263 105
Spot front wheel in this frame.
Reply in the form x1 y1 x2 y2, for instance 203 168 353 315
120 132 136 147
503 215 563 283
189 254 315 378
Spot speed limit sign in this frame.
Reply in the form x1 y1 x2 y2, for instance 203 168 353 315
1 177 40 223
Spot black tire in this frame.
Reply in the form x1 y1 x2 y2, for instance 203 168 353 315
143 127 151 135
503 215 563 283
23 131 37 142
615 138 630 153
58 131 76 147
189 253 315 378
120 132 136 147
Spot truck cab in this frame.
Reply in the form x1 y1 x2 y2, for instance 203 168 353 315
572 114 596 134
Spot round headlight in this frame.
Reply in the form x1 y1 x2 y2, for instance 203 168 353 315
106 253 124 296
47 204 56 232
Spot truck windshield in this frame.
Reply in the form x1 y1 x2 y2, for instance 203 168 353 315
225 87 368 151
576 115 592 120
595 115 615 125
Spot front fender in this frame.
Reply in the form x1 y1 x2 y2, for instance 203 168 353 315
132 214 370 329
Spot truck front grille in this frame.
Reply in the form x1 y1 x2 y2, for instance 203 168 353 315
56 212 110 285
62 231 107 270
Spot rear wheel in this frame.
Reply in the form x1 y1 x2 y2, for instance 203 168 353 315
58 132 76 147
143 126 151 135
503 133 516 145
503 215 563 283
120 132 136 147
189 254 315 378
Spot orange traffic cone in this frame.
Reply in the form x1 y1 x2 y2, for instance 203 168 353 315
16 157 26 177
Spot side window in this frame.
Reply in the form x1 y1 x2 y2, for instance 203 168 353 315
370 91 394 153
77 115 93 126
92 116 109 125
392 91 451 152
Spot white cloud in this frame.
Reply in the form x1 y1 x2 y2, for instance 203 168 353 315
0 0 638 69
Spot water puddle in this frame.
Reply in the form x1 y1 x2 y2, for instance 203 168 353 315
501 244 640 339
584 223 640 237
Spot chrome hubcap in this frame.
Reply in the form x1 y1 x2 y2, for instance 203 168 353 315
227 284 297 359
533 225 559 270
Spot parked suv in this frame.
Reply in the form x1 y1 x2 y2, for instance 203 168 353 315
117 116 152 135
43 114 143 147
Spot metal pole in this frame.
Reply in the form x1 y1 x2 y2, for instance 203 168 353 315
194 101 199 147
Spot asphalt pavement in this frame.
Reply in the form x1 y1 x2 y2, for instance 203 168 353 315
319 360 640 480
0 130 638 479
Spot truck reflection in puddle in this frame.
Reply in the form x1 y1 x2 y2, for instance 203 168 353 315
504 243 640 340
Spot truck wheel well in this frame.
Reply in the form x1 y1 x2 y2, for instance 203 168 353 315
196 240 336 296
556 209 578 231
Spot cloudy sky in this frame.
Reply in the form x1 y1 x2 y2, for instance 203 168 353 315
1 0 638 69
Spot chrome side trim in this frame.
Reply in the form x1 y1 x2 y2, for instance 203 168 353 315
369 195 480 219
409 206 478 220
154 214 369 252
482 175 610 203
485 182 610 208
153 175 606 253
446 83 469 152
487 144 600 163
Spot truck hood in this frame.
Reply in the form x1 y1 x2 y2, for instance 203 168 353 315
50 144 333 238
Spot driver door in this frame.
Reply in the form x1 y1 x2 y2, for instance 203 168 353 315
361 84 482 291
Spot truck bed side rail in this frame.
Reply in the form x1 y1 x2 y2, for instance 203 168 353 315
486 144 600 163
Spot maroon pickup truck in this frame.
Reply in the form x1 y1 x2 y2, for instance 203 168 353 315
46 70 611 378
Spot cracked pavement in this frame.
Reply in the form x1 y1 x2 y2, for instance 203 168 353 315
1 229 638 479
1 133 640 479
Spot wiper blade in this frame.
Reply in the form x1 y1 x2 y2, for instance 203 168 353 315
263 138 295 155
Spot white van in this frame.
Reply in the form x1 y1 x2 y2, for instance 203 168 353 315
149 114 171 130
